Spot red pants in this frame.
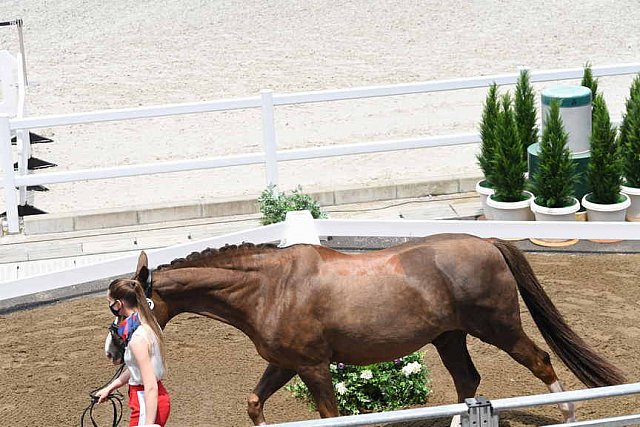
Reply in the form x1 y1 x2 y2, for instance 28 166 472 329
128 381 171 427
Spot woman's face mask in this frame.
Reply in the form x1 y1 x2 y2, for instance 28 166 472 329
109 300 121 317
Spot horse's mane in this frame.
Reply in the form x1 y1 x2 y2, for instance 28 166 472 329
156 242 280 271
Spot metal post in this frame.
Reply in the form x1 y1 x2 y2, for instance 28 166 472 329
15 18 28 86
461 397 499 427
260 89 279 188
0 116 20 233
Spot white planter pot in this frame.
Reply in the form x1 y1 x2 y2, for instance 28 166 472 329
621 185 640 221
475 180 495 220
530 197 580 221
486 191 535 221
529 197 580 246
581 193 631 222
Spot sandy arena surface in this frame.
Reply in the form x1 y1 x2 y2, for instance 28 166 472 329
1 252 640 426
1 1 640 214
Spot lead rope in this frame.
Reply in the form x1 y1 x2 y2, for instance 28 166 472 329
80 364 126 427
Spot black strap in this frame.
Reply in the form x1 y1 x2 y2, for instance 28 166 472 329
144 270 153 298
80 364 125 427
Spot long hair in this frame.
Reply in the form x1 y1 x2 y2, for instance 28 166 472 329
108 278 167 370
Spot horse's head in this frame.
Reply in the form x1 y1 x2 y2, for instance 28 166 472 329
105 316 126 364
104 251 168 364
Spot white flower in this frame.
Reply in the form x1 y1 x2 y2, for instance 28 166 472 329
401 361 422 377
360 369 373 380
335 382 348 395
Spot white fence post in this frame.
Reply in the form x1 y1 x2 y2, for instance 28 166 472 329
0 115 20 233
260 89 279 188
16 129 29 205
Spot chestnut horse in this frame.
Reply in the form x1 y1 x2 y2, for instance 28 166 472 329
105 234 624 425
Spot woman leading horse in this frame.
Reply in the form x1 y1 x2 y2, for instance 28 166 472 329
105 233 625 425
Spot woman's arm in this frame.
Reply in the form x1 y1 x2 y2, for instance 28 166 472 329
95 369 131 403
130 333 159 425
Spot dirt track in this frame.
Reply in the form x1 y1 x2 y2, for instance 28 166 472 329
1 253 640 426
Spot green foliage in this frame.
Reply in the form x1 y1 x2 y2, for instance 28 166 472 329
286 352 431 416
258 185 327 225
530 101 578 208
587 95 623 204
581 62 599 100
515 69 539 160
489 93 528 202
476 83 500 186
620 74 640 187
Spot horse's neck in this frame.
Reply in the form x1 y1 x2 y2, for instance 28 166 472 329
157 267 263 336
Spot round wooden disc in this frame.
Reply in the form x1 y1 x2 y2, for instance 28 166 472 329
530 238 579 247
589 239 624 243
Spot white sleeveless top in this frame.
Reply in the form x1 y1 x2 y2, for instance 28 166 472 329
124 324 165 385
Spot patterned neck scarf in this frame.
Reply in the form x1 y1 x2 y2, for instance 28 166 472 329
115 312 142 346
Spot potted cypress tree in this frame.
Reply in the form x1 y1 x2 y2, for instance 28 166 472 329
530 101 580 245
581 94 630 221
515 69 538 163
620 74 640 220
475 83 500 219
486 93 534 220
581 62 599 102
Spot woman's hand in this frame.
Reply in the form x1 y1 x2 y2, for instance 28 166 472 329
94 369 130 404
94 386 112 404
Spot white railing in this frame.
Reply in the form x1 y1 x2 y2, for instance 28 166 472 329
264 383 640 427
2 62 640 233
3 215 640 301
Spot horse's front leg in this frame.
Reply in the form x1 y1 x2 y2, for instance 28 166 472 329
297 363 339 418
247 363 296 425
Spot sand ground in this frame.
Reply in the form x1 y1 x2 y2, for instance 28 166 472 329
1 252 639 426
0 1 639 214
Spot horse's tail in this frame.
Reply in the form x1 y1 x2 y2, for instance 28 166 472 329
492 239 626 387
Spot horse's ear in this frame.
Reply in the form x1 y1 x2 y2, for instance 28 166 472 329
135 251 149 284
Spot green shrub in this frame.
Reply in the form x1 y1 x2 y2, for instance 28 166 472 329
531 101 578 208
477 83 501 186
587 94 623 204
489 93 528 202
581 62 599 100
620 74 640 187
515 69 539 160
258 185 327 225
286 352 431 416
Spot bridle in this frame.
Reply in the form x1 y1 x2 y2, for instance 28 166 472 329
80 271 155 427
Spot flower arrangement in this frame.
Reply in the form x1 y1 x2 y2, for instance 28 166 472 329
286 352 431 415
257 185 327 225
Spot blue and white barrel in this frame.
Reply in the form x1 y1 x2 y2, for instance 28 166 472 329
541 85 592 154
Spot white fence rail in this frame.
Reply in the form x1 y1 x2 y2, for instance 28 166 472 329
3 217 640 301
3 62 640 233
264 383 640 427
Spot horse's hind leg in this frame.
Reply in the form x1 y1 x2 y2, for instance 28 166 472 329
433 331 481 427
433 331 481 402
247 364 296 425
476 327 576 422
